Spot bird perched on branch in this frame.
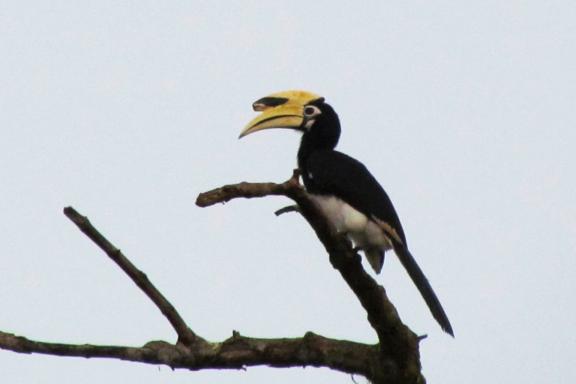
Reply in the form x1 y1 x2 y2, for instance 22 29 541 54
239 90 453 336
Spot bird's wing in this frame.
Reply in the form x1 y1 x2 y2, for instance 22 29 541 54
305 150 454 335
304 150 407 244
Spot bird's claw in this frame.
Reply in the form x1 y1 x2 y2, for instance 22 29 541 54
285 168 302 187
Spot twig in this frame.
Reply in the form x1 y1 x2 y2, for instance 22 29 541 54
63 207 201 346
274 205 300 216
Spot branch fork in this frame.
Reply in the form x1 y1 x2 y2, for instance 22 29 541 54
0 171 425 384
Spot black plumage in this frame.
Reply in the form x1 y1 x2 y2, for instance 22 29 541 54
241 91 453 336
297 99 454 336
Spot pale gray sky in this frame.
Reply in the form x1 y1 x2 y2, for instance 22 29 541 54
1 1 575 383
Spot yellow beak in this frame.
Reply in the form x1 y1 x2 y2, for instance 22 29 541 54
239 90 322 138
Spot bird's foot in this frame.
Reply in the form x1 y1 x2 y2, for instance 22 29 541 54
286 168 302 187
335 232 355 251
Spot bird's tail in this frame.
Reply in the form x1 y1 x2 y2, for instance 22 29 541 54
393 243 454 336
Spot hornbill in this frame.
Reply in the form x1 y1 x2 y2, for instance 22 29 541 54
239 90 453 336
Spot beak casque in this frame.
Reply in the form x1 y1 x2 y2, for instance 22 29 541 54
239 90 322 138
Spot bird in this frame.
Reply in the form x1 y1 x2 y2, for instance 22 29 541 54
239 90 453 336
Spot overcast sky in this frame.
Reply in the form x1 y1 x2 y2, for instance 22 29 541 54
1 1 575 383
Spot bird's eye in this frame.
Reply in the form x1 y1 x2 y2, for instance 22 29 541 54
304 105 320 117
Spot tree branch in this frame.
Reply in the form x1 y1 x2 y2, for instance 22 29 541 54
0 174 426 384
0 330 379 379
63 207 201 347
196 173 424 383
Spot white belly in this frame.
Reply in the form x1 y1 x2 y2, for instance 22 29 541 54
309 195 392 251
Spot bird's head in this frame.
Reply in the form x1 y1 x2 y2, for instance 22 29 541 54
239 90 341 150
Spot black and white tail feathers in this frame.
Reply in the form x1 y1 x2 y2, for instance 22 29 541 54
392 242 454 336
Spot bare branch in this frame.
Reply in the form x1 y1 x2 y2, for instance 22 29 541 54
196 170 302 208
63 207 201 347
196 173 424 382
0 173 426 384
0 330 380 379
